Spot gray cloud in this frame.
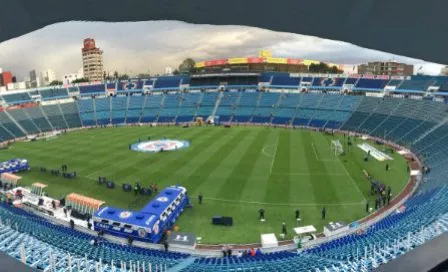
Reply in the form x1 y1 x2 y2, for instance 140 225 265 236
0 21 445 81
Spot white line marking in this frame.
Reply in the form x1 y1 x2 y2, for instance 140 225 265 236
269 136 279 174
311 142 320 161
335 154 367 202
196 196 364 206
271 173 347 176
261 145 276 158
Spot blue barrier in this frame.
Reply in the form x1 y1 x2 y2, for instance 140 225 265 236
93 185 189 243
0 158 30 174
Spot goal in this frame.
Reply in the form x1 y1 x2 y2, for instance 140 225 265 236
331 140 344 156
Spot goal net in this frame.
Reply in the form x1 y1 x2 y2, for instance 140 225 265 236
331 140 344 156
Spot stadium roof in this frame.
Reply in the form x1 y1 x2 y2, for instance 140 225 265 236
0 0 447 64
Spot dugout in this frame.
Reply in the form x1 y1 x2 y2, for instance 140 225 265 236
66 193 105 217
93 185 189 244
1 173 22 187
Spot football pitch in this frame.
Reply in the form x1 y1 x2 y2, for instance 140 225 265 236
0 126 409 244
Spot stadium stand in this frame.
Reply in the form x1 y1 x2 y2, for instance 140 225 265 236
0 73 448 271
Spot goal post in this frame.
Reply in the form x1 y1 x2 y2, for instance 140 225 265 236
331 140 344 156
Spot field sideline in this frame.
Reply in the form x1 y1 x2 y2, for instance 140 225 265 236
0 126 409 243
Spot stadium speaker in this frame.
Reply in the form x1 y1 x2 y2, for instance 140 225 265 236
224 125 231 128
140 188 152 195
107 181 115 189
222 217 233 226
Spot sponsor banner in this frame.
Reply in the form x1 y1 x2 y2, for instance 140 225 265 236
365 92 385 98
195 61 205 68
287 58 303 65
375 75 390 80
391 76 405 80
167 232 197 248
302 60 320 66
247 57 264 64
265 57 287 64
259 49 272 58
228 57 248 64
204 59 227 66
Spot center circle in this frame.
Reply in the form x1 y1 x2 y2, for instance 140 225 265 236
131 139 190 153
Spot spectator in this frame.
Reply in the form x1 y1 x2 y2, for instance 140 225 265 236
249 248 256 257
222 245 227 257
163 241 169 252
237 251 243 257
227 245 232 257
255 248 262 256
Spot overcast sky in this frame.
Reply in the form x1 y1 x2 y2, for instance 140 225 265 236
0 21 445 81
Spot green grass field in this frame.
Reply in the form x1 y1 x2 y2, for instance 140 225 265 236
0 126 409 244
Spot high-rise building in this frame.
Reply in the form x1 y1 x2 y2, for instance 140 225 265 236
28 70 40 88
357 61 414 76
40 69 57 86
82 38 104 81
2 71 13 88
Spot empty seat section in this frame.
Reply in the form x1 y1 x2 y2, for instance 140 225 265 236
0 111 25 137
270 75 301 87
39 88 69 100
355 79 388 89
233 92 258 122
24 107 53 131
177 92 202 122
158 93 181 122
94 97 111 125
77 98 96 126
141 95 163 123
126 96 144 123
60 102 82 128
7 109 39 134
2 93 32 105
216 92 240 121
111 96 128 124
397 79 430 91
293 94 321 125
79 84 105 95
196 92 219 118
153 76 183 90
252 93 280 123
42 105 68 129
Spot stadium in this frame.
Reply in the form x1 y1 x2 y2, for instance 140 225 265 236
0 70 446 272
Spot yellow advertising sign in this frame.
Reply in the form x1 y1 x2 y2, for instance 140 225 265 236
228 58 248 64
265 57 287 64
259 50 272 58
195 61 205 68
302 60 320 66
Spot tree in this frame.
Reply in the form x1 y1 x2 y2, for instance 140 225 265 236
113 71 119 79
49 80 63 86
118 74 129 80
172 69 180 75
178 58 196 74
137 73 151 79
71 77 89 83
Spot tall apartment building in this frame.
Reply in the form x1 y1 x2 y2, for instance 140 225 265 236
82 38 104 81
358 61 414 76
40 69 57 86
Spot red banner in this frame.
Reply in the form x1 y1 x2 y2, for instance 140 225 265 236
287 58 303 65
247 57 264 64
204 59 228 66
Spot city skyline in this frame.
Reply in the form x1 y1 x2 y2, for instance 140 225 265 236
0 20 446 81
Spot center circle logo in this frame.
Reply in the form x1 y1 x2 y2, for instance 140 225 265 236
131 139 190 153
